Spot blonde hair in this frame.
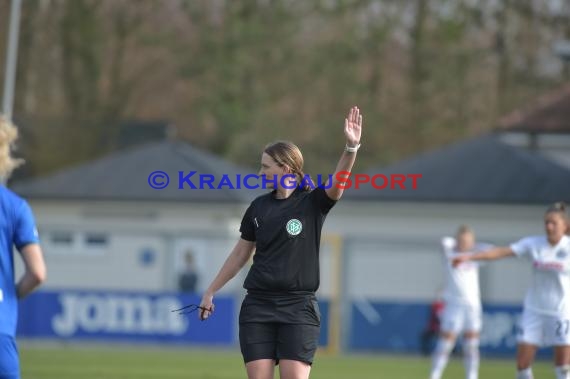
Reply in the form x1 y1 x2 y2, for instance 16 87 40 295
0 116 24 180
456 224 473 236
263 141 313 191
546 202 569 224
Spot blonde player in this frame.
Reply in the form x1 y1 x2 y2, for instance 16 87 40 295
430 225 491 379
453 203 570 379
0 116 46 379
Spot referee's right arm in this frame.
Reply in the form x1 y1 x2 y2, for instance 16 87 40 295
199 238 255 320
206 238 255 295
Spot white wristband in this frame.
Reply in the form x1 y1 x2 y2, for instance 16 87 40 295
345 143 361 153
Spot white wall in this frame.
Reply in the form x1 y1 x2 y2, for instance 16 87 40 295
17 200 246 294
42 233 167 291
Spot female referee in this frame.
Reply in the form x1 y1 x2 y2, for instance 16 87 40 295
199 106 362 379
453 202 570 379
0 116 47 379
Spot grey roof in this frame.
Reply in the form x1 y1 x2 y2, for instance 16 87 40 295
344 134 570 204
11 140 264 203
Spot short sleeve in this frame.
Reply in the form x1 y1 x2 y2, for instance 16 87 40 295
239 203 256 242
441 237 455 251
510 237 533 257
440 237 456 263
14 200 39 251
309 185 337 215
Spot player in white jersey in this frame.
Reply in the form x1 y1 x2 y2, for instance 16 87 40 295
430 225 489 379
453 202 570 379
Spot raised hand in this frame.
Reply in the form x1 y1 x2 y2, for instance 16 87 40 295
345 106 362 147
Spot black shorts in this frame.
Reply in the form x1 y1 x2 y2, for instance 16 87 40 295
239 322 320 365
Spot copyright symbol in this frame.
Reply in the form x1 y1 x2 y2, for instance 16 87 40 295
148 171 169 189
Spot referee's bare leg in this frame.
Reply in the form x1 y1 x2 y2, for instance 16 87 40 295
246 359 276 379
279 359 311 379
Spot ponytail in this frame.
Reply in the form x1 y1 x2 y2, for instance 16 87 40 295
296 170 314 191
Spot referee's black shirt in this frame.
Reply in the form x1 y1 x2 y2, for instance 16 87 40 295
240 185 336 293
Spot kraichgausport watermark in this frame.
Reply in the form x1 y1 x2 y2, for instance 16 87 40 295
148 171 422 190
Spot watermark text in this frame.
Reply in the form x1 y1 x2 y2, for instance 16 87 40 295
147 171 422 190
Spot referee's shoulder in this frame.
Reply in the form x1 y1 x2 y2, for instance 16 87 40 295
250 191 273 204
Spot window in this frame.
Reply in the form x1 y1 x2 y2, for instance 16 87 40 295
50 232 74 245
43 230 110 256
85 233 109 247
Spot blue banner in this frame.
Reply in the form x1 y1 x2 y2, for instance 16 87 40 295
22 292 541 357
17 290 235 345
349 300 551 357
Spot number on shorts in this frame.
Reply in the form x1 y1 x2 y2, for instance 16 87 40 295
556 320 570 337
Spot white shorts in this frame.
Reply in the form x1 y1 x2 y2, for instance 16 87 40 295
440 302 482 334
517 308 570 347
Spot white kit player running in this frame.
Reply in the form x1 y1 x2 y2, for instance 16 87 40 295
453 202 570 379
430 225 490 379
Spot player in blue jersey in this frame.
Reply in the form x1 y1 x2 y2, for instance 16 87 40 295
0 116 46 379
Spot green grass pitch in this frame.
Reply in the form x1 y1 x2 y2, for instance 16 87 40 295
20 345 554 379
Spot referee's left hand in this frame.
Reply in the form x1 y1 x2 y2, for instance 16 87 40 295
199 292 215 321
